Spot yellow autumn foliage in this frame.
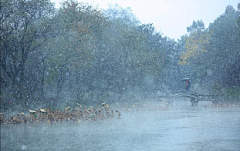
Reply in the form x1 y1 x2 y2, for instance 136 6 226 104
179 31 211 65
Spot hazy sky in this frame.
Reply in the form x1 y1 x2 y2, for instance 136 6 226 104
51 0 239 40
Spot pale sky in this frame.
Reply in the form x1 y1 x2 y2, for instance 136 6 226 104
51 0 239 40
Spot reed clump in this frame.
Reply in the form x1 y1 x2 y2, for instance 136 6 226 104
0 103 121 125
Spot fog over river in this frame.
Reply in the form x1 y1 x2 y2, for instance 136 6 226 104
1 100 240 151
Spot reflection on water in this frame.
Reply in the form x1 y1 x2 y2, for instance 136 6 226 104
1 101 240 151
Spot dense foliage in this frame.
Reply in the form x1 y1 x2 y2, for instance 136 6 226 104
1 0 240 110
178 5 240 101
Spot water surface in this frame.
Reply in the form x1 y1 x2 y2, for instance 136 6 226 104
1 101 240 151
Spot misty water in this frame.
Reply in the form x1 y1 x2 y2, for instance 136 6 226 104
1 100 240 151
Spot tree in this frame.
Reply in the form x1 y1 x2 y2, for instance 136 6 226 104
187 20 205 33
178 5 240 96
207 5 240 88
179 20 210 65
237 3 240 30
43 0 107 104
1 0 56 109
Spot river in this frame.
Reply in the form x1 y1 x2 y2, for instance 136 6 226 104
1 100 240 151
